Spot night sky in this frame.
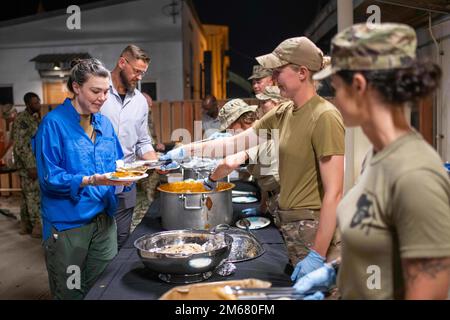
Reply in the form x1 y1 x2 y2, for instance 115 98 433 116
0 0 327 79
192 0 326 78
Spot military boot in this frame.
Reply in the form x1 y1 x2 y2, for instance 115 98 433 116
31 222 42 238
19 220 32 235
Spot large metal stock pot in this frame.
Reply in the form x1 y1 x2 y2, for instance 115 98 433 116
181 157 228 181
157 181 235 230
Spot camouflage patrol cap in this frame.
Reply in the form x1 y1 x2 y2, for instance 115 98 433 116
248 65 273 80
218 99 258 131
256 37 324 70
313 23 417 80
255 86 283 102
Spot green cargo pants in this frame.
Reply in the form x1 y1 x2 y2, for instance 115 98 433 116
43 213 117 300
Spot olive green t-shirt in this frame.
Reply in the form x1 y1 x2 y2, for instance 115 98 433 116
337 131 450 299
253 95 345 210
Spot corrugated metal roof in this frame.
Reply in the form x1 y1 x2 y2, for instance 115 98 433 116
30 53 91 63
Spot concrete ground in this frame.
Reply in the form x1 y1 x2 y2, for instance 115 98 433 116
0 194 51 300
0 186 153 301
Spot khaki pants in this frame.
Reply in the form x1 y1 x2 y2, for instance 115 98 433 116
275 208 341 266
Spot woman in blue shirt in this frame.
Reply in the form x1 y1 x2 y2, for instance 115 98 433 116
33 58 130 299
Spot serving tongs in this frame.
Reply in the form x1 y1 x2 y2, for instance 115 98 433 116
229 258 341 300
222 286 301 300
140 159 173 169
225 286 330 300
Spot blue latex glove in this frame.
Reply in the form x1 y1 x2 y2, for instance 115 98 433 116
293 263 336 295
160 161 179 171
291 249 325 282
303 291 325 300
201 176 218 191
159 147 186 161
445 162 450 173
208 131 233 140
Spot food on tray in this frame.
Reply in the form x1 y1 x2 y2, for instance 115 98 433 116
110 171 146 179
158 181 234 193
159 279 272 300
116 165 148 173
150 243 205 255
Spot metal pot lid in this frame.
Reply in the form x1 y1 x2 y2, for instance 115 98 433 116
212 224 265 263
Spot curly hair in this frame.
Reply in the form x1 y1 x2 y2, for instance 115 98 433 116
336 60 441 104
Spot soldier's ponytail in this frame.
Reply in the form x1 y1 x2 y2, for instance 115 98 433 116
314 55 331 91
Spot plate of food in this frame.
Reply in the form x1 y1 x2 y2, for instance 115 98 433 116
106 171 148 182
236 217 271 230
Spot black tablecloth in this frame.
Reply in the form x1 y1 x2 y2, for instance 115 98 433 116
85 182 293 300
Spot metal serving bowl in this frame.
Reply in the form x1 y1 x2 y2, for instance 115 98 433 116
134 230 233 275
212 224 265 263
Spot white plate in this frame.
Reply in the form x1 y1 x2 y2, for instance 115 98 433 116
236 217 271 230
232 196 258 204
106 172 148 182
159 163 181 171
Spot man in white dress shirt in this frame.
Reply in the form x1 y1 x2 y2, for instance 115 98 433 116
100 45 158 249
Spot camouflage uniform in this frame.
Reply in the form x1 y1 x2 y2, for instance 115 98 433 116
218 99 258 131
275 209 341 266
10 110 41 234
131 171 160 232
248 65 273 80
145 103 161 205
313 23 417 80
256 36 343 268
0 104 17 121
131 105 161 232
312 23 440 300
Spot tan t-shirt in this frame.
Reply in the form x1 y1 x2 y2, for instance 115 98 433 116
337 131 450 299
246 140 280 192
253 95 345 210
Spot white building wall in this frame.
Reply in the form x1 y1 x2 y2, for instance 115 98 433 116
0 41 184 104
0 0 185 103
182 2 207 100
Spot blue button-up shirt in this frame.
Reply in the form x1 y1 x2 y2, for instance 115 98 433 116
32 98 124 240
100 83 154 163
